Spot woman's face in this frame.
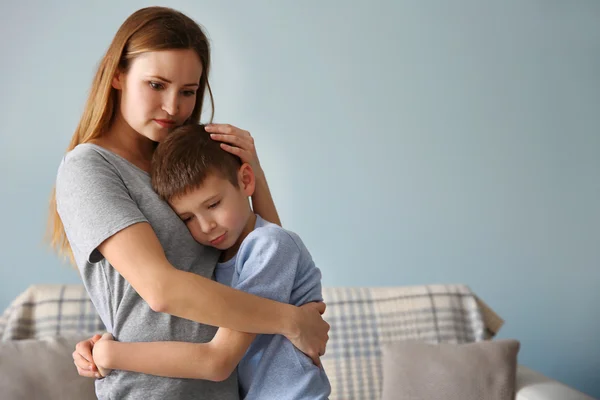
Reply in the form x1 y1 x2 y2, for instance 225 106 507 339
112 49 203 143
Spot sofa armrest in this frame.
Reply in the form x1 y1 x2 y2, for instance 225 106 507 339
516 365 595 400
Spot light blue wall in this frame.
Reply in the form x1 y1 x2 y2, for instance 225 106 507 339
1 1 598 397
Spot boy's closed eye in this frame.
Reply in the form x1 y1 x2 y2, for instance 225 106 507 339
207 200 220 209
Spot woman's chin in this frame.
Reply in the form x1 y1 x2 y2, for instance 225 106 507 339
142 128 169 143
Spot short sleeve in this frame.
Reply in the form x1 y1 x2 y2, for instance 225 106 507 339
232 228 301 303
55 148 148 266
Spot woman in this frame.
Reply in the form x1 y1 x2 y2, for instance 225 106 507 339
49 6 329 399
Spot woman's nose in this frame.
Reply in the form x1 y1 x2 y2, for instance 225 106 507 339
162 93 179 116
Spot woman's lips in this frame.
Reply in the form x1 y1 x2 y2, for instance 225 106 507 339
154 119 176 128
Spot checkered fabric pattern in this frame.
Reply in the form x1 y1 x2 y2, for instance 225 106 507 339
1 283 501 400
0 284 104 341
321 284 500 400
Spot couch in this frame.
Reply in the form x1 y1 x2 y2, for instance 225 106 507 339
0 284 595 400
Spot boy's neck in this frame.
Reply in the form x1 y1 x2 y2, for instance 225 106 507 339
220 212 257 262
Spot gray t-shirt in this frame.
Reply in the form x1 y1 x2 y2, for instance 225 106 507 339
55 143 239 400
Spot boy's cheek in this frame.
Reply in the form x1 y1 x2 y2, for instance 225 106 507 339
188 225 208 246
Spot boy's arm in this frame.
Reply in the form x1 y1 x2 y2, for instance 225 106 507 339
93 329 256 382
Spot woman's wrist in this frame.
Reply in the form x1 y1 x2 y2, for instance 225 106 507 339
279 304 301 340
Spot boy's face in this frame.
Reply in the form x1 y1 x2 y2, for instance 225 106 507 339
169 165 256 257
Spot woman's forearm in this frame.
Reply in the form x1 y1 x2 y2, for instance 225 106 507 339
98 223 298 339
250 174 281 226
158 269 298 337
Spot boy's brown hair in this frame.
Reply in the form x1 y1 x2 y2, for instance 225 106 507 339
151 124 242 201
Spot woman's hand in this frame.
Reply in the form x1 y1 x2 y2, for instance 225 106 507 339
72 334 103 379
206 123 281 226
286 302 330 367
93 333 116 378
204 124 264 180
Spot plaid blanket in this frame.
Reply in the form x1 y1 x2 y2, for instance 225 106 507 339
0 283 502 400
0 284 104 341
320 284 502 400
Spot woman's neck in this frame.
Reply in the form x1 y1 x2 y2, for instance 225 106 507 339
92 113 156 172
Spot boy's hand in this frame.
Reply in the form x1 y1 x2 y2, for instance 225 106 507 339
93 333 116 378
287 302 329 367
73 334 103 379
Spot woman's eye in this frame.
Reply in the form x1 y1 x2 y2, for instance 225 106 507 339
182 90 196 97
149 81 164 90
208 201 220 209
182 216 194 223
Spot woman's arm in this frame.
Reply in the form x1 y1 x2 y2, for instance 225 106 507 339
94 329 255 381
98 222 328 364
250 174 281 226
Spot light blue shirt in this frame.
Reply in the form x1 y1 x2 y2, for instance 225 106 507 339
215 215 331 400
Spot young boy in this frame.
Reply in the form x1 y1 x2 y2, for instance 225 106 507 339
91 124 331 400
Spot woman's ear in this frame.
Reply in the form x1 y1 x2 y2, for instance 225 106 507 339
238 163 256 197
112 70 124 90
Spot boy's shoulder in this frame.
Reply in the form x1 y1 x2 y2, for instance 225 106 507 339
241 216 306 255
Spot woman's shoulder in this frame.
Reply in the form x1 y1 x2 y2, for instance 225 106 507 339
56 143 130 189
62 143 113 166
59 143 141 176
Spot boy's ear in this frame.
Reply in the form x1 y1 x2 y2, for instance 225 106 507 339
238 163 256 197
112 70 124 90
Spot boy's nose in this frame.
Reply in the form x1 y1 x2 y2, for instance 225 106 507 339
200 220 217 233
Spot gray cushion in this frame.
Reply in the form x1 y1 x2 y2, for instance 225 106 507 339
381 339 520 400
0 335 97 400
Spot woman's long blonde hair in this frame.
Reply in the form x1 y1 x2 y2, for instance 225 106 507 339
47 7 214 265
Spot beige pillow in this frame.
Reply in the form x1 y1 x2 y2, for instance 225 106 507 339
0 335 97 400
381 339 520 400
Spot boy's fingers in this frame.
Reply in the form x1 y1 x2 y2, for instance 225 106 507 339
72 350 87 367
73 351 93 370
90 334 102 344
81 349 93 363
73 349 98 372
75 366 97 378
75 340 94 362
74 359 97 378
